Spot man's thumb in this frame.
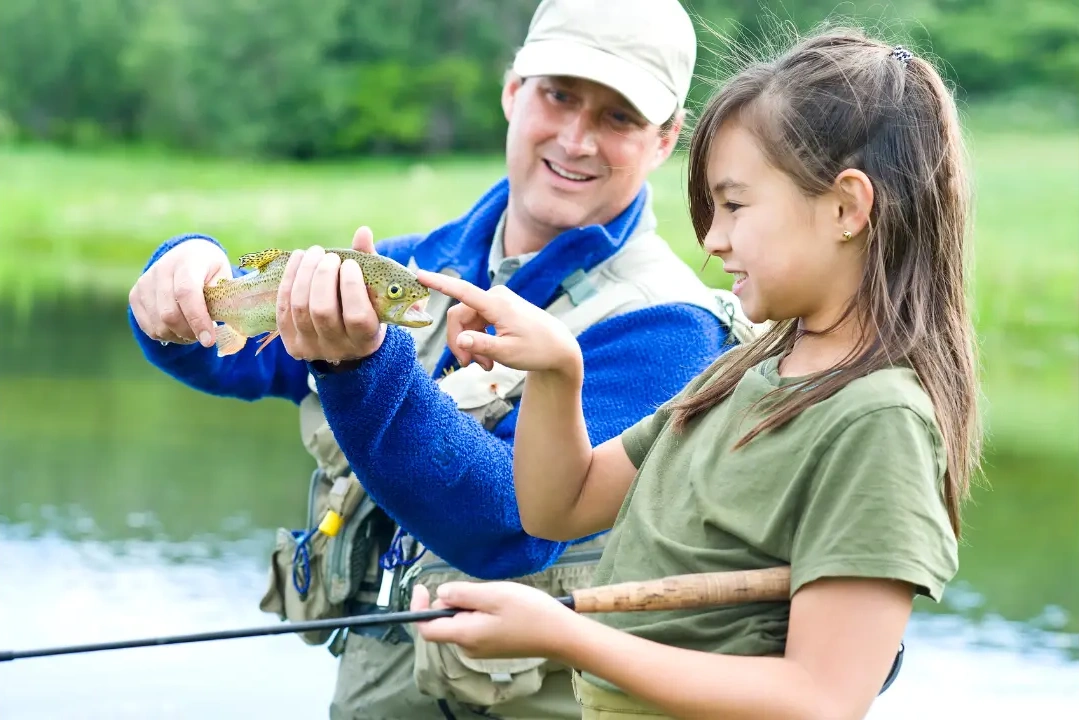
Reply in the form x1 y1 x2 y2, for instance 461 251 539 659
352 225 377 254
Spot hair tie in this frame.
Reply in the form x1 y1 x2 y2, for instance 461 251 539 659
891 45 913 67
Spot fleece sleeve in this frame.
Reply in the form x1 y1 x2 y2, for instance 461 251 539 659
127 233 311 403
313 302 732 579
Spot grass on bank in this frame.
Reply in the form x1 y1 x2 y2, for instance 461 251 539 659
0 123 1076 463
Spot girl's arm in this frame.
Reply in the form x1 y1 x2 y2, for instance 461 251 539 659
562 577 912 720
417 271 640 541
413 575 913 720
514 366 638 540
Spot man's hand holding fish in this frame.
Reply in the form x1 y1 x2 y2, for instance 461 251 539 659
275 226 388 366
128 238 232 348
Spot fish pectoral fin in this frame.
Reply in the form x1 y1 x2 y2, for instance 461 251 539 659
253 330 281 355
214 323 248 357
237 249 287 272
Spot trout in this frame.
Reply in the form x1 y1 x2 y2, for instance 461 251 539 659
203 248 433 357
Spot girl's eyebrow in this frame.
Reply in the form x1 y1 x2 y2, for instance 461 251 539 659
713 178 749 194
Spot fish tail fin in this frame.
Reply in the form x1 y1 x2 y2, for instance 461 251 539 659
214 323 247 357
253 330 281 355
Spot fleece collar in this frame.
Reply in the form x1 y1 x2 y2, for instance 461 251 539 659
409 176 656 378
409 176 655 310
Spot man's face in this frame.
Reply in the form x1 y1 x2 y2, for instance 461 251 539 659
501 74 680 236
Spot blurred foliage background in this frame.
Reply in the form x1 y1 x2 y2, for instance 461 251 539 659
0 0 1075 158
0 1 1076 714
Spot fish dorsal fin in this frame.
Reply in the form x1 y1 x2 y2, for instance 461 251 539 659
237 249 287 272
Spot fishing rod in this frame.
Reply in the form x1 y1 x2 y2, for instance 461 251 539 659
0 566 791 663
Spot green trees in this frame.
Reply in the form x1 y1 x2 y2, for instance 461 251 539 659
0 0 1074 159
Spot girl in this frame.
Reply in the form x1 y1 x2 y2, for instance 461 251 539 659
411 26 981 720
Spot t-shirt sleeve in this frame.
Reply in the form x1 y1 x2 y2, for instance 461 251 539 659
620 407 667 469
790 406 959 602
620 368 711 468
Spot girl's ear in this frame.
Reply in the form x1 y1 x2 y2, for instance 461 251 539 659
833 169 874 241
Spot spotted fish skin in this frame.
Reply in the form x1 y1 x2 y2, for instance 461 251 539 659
203 248 432 357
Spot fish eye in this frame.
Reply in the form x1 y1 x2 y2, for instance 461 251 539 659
387 284 402 298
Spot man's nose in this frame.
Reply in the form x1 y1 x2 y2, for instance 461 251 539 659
558 113 598 156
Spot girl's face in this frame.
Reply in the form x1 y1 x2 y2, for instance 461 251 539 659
702 119 866 331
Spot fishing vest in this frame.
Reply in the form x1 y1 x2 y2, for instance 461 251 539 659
259 221 765 710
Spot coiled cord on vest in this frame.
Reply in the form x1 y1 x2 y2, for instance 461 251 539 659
379 526 427 573
291 527 317 596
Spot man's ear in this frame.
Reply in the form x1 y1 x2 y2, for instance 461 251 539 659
651 108 685 170
502 72 524 123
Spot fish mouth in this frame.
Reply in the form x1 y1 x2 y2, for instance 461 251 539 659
397 297 434 327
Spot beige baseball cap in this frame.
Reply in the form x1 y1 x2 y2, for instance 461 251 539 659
512 0 698 125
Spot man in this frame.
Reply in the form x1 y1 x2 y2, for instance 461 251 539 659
128 0 757 717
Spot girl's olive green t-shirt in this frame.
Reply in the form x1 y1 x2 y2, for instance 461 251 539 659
587 355 959 663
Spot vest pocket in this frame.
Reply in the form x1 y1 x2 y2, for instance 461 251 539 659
257 468 394 653
401 545 607 706
413 640 550 707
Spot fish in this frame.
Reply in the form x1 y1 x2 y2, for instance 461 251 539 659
203 248 433 357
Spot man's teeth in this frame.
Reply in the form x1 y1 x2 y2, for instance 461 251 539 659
547 161 591 181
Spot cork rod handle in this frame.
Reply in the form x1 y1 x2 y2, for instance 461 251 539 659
570 566 792 613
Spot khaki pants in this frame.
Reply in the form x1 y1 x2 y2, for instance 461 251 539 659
329 630 584 720
571 672 671 720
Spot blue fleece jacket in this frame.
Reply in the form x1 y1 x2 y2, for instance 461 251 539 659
129 178 735 579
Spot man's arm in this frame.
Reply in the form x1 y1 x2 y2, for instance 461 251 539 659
128 233 312 403
314 302 732 579
129 232 425 405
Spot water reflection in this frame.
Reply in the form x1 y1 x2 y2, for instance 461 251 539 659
2 296 1077 718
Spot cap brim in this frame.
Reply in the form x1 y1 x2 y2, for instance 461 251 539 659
512 40 677 125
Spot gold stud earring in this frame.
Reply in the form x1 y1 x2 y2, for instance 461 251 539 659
842 230 852 240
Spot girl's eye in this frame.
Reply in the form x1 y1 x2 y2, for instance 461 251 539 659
722 202 743 213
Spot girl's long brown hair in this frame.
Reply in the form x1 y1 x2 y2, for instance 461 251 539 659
671 26 982 537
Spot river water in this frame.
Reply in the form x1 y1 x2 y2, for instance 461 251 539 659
1 295 1076 719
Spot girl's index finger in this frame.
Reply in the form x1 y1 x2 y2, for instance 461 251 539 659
416 270 499 318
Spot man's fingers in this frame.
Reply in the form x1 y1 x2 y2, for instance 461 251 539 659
174 268 215 347
339 259 380 338
276 250 303 345
154 270 193 341
136 280 170 341
351 226 377 254
129 289 152 339
309 252 346 341
290 246 325 337
416 270 501 322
